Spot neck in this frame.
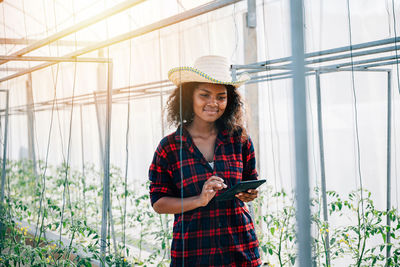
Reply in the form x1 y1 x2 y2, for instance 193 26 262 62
187 118 217 137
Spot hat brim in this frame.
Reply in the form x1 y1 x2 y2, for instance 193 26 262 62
168 67 250 88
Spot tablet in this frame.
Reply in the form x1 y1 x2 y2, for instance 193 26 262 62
216 179 266 201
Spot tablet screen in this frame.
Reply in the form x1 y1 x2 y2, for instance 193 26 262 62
216 179 266 201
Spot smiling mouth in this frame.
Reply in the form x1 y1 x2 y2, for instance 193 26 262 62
204 109 218 113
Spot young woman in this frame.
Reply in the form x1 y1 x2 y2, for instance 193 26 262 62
149 55 261 266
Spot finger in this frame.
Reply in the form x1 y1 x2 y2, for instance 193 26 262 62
239 192 255 197
236 195 250 202
211 183 227 190
247 189 258 194
208 176 225 183
207 181 227 189
236 192 257 202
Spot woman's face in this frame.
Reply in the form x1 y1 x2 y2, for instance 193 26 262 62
192 83 228 124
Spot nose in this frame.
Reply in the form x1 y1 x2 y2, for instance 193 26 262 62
207 96 218 106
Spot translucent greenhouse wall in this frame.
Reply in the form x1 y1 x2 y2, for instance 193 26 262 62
1 0 400 266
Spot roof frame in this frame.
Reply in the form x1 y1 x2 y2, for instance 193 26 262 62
0 0 243 83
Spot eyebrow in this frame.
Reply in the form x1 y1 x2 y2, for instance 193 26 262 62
198 88 227 95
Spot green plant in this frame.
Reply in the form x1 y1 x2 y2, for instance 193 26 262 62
260 189 297 266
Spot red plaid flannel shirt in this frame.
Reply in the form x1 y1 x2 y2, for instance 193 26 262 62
149 126 261 266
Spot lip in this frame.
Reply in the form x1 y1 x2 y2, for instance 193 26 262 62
203 109 218 114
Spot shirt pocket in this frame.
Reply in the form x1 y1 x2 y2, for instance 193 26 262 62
225 159 243 182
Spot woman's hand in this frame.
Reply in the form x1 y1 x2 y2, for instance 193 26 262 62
199 176 227 207
235 189 258 202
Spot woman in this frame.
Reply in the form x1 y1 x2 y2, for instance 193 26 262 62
149 55 261 266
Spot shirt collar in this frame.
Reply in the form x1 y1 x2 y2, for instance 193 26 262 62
174 125 229 151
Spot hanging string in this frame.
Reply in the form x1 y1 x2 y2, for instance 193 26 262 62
230 3 239 62
158 30 165 137
122 11 133 259
0 2 7 150
34 0 60 244
346 0 366 240
0 113 2 150
392 0 400 95
52 2 67 164
103 2 118 256
390 0 400 212
59 0 78 247
1 0 11 221
312 0 327 263
79 104 87 219
261 0 292 219
176 1 185 265
21 0 29 61
278 0 295 192
157 28 170 260
261 1 278 196
59 52 77 248
260 2 280 263
302 0 323 229
206 9 211 54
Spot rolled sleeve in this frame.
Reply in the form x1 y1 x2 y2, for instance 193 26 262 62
149 144 176 206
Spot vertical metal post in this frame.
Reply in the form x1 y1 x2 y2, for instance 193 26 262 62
246 0 256 28
315 71 331 265
79 105 87 219
289 0 312 266
26 73 37 177
0 90 9 203
100 61 113 266
386 70 392 265
93 91 105 168
95 49 106 168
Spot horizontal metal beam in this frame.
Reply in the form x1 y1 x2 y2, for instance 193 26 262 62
232 36 400 69
0 0 145 66
0 55 111 63
247 66 390 84
0 67 27 72
2 79 174 115
0 38 97 47
0 0 243 84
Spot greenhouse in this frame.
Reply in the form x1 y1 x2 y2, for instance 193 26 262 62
0 0 399 266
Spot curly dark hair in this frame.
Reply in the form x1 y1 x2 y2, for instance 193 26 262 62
166 82 248 139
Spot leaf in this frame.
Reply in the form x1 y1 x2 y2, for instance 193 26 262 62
270 227 275 235
290 255 296 265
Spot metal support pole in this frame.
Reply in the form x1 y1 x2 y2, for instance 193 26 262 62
386 70 392 265
315 71 331 265
94 91 105 167
246 0 256 28
289 0 312 266
0 55 111 63
79 105 87 219
26 73 37 177
0 90 9 203
100 61 113 266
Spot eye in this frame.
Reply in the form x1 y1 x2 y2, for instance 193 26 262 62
218 96 227 101
200 94 209 97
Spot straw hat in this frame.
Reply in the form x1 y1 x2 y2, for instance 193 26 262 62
168 55 250 88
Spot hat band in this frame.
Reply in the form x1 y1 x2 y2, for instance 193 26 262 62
168 66 244 85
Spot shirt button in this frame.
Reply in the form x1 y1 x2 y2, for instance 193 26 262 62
218 222 222 227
